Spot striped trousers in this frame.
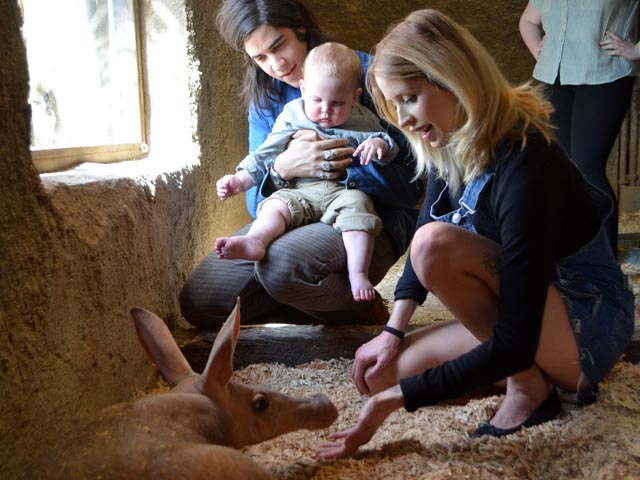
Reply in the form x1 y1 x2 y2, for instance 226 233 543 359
179 221 397 328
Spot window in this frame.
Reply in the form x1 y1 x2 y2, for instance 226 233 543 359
20 0 148 173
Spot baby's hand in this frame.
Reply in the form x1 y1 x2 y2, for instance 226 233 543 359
216 174 242 200
353 137 389 165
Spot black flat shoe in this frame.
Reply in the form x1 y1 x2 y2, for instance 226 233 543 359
469 387 561 438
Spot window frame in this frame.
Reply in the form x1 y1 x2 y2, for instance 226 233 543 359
22 0 149 173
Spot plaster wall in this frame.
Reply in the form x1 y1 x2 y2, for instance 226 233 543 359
0 1 551 478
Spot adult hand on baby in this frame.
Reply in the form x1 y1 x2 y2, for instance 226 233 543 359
601 31 640 61
354 137 389 165
274 129 354 181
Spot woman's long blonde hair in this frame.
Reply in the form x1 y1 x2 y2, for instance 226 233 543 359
367 9 553 190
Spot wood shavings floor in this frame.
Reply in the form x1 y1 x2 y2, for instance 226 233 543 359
238 360 640 479
162 213 640 478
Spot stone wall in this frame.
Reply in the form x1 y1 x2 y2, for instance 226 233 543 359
0 1 561 478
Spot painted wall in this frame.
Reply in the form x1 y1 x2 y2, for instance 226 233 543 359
0 0 592 477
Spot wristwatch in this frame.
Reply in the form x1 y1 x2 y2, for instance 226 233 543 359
269 165 289 188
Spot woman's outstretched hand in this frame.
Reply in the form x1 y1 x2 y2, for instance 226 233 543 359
316 387 404 459
273 129 354 181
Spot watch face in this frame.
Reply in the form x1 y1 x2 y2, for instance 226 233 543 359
271 167 284 186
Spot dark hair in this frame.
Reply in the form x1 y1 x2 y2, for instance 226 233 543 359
216 0 329 114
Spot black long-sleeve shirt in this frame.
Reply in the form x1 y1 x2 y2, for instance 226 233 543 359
397 132 603 411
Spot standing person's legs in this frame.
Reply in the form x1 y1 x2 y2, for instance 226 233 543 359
546 81 575 157
569 77 635 255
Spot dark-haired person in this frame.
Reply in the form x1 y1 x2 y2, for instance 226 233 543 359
180 0 422 328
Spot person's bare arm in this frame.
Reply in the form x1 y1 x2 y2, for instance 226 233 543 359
519 2 544 60
216 169 254 200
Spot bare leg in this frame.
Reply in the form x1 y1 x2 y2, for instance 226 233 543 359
216 199 291 261
489 286 584 428
342 230 375 302
369 222 584 429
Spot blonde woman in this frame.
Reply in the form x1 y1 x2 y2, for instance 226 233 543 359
318 9 634 459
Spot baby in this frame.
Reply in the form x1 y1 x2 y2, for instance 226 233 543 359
215 42 398 302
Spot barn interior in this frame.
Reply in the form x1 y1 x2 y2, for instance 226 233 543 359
1 1 639 478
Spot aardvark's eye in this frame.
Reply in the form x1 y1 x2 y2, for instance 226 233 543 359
252 393 268 412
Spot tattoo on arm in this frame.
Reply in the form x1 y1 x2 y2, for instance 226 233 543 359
482 251 500 277
388 385 402 394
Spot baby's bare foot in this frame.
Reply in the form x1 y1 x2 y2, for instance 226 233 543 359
349 272 375 302
215 236 266 261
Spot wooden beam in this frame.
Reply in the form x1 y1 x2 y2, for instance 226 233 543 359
175 325 382 371
174 325 640 373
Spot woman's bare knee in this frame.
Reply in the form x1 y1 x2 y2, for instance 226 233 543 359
411 223 500 297
410 223 458 289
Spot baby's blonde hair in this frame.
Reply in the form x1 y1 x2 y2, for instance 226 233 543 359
304 42 362 90
367 9 553 190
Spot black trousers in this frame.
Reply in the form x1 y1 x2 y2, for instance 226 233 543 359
545 75 635 256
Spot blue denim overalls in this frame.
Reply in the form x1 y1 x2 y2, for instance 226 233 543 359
429 171 634 390
429 171 494 233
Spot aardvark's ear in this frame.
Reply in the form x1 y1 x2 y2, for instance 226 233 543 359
201 297 241 393
130 307 193 387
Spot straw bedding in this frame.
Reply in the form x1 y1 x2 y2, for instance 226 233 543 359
237 359 640 480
